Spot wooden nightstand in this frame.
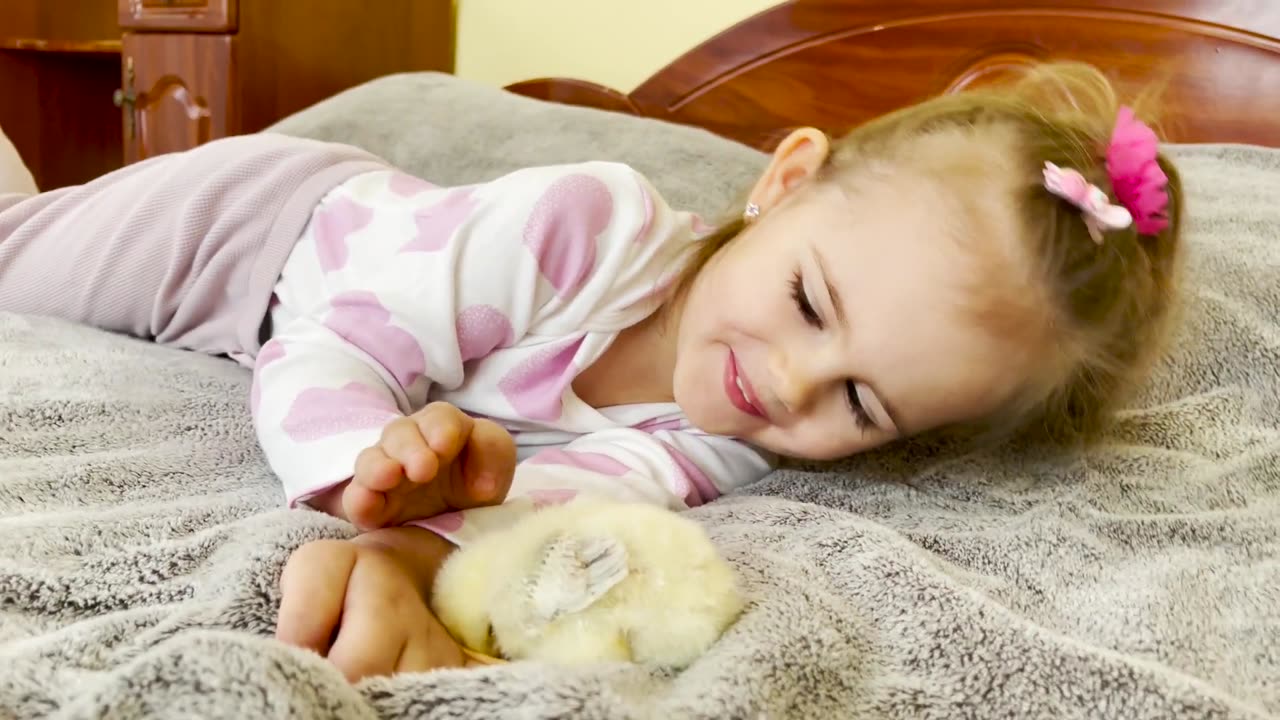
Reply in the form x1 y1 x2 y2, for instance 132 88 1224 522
0 0 454 190
115 0 454 164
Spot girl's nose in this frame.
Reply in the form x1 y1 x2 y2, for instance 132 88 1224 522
770 347 840 415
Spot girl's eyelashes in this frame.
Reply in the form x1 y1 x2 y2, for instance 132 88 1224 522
783 266 875 427
790 270 822 328
845 381 873 430
793 270 874 431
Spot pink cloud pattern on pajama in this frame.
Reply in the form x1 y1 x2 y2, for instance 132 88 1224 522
281 382 399 442
455 304 515 362
660 441 719 507
632 415 685 433
324 291 427 390
523 173 612 297
530 488 579 508
387 172 438 198
631 173 655 244
415 489 580 538
250 339 288 415
401 188 478 253
497 336 584 422
525 448 631 476
313 196 374 273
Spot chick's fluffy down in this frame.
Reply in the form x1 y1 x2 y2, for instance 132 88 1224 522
430 498 744 668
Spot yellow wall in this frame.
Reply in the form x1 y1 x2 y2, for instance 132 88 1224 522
455 0 780 91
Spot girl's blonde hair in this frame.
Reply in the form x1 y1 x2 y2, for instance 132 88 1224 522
683 62 1184 447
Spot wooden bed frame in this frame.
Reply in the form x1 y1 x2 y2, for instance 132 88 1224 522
506 0 1280 151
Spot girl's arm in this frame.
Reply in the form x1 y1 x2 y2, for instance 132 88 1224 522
256 161 681 513
277 429 769 678
405 426 773 547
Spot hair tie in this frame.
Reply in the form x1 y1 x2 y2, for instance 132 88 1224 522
1105 106 1170 236
1042 106 1171 242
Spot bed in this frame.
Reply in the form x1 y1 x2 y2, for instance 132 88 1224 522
2 2 1278 719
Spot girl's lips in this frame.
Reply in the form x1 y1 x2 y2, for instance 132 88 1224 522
725 349 766 419
738 362 769 420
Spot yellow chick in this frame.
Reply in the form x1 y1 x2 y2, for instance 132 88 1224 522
430 498 744 668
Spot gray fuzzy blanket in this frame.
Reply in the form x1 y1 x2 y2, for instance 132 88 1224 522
2 74 1278 719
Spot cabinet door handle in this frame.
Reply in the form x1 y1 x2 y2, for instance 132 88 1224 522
114 57 138 140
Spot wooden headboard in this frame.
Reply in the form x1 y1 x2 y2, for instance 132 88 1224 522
506 0 1280 151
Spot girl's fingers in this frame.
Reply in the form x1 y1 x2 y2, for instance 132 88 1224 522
396 602 469 673
411 402 474 465
352 445 403 491
342 481 390 531
454 419 516 508
327 611 405 682
276 540 357 656
325 552 412 682
378 417 439 485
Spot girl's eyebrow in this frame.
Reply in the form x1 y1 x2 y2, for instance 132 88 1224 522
813 246 904 433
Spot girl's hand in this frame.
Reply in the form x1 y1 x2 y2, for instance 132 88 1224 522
312 402 516 530
275 536 470 681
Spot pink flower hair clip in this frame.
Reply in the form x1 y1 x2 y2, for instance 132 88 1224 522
1042 162 1132 243
1043 106 1170 243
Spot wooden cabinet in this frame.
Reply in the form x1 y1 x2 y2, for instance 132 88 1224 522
119 33 232 162
116 0 455 165
0 0 454 189
0 0 125 191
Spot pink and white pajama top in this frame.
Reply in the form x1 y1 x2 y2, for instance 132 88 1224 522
255 161 773 544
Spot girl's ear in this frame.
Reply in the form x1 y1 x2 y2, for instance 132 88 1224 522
746 127 831 214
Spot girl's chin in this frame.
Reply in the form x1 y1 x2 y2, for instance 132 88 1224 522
703 414 759 441
677 407 732 436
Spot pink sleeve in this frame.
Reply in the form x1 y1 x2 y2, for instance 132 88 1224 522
408 427 774 546
252 327 403 506
254 162 695 507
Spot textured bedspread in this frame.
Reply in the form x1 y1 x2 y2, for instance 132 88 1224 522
1 73 1277 719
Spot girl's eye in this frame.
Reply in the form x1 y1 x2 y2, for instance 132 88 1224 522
846 381 872 431
790 271 822 328
792 269 872 431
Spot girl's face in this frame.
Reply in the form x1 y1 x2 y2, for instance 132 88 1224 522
671 130 1039 460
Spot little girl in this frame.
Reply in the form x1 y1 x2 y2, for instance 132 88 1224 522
0 64 1182 678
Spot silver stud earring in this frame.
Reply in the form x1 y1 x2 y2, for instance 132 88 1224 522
743 202 760 222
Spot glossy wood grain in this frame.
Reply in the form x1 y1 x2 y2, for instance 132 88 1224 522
0 0 120 44
507 0 1280 149
119 0 454 163
2 0 454 187
504 78 640 115
0 0 123 189
231 0 454 136
121 32 232 163
117 0 237 32
0 39 120 53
